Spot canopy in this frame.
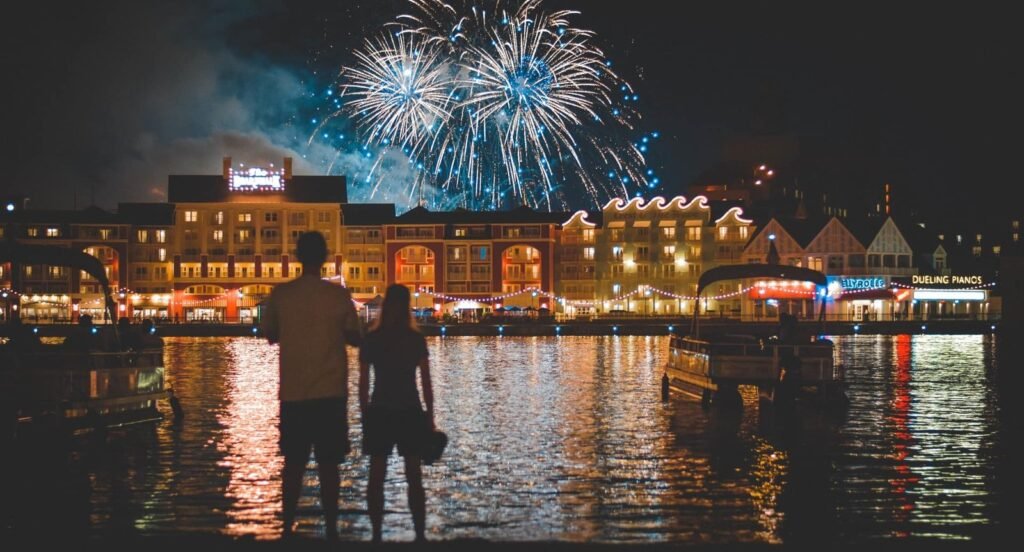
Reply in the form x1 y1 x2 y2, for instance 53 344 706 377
691 262 829 337
697 264 827 296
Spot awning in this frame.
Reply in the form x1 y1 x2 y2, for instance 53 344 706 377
749 287 819 300
838 288 898 301
607 221 626 228
632 220 651 228
658 220 677 227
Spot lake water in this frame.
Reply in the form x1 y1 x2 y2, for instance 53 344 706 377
2 334 1017 543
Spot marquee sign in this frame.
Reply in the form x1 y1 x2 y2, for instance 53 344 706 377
228 167 285 192
911 274 984 286
838 276 886 290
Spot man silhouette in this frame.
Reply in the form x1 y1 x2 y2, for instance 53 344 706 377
262 231 362 540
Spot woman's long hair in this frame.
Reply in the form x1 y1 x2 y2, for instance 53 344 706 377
371 284 418 333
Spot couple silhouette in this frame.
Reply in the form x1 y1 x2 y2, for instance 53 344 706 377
262 231 436 542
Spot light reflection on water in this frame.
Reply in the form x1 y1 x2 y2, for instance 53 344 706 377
1 334 1011 543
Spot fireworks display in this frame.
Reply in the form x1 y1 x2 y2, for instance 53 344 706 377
312 0 659 210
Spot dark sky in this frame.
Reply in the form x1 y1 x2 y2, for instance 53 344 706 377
2 1 1019 221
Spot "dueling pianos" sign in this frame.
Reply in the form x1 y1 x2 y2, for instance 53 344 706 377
910 274 984 286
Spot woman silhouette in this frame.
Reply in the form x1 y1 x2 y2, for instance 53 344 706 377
358 284 435 543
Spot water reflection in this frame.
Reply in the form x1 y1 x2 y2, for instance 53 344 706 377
1 334 1009 543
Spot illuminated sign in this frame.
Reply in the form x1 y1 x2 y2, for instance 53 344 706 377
838 277 885 290
228 167 285 192
911 274 983 286
913 289 986 301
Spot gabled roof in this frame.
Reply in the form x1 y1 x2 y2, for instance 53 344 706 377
341 203 396 226
778 217 831 247
893 217 942 254
842 216 888 248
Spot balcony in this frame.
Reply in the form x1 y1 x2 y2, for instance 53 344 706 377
400 254 431 264
505 254 540 264
347 252 365 262
365 253 384 262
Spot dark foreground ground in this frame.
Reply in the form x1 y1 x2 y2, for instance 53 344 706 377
0 535 1014 552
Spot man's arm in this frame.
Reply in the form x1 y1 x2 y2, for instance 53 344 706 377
339 287 363 347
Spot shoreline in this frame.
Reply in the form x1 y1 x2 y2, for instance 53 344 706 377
2 319 1007 338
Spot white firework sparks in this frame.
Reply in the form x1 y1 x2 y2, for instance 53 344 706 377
325 0 651 210
341 33 453 154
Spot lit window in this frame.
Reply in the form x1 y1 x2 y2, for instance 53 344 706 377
184 211 198 222
238 213 252 223
993 245 1002 255
455 228 467 237
155 229 166 243
46 228 60 237
661 226 676 239
137 230 149 243
583 228 595 242
214 211 224 225
213 230 224 243
583 247 595 260
27 228 38 237
718 226 728 240
739 226 749 240
158 248 167 262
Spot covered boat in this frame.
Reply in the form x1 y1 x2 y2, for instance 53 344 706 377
665 247 843 407
1 242 168 436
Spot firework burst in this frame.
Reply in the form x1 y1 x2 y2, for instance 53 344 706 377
321 0 656 210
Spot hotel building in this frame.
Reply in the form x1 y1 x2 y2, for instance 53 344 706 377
1 162 997 323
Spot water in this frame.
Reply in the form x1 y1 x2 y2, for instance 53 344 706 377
2 335 1016 543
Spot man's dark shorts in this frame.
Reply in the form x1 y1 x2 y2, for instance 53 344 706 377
363 406 428 458
279 397 349 465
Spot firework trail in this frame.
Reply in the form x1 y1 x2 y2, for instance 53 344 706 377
317 0 655 210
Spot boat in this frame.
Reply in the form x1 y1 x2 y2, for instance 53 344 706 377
1 242 168 437
665 259 843 408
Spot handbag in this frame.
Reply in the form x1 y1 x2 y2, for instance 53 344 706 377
422 427 447 465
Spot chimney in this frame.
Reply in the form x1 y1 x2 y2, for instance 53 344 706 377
283 157 293 179
222 157 232 180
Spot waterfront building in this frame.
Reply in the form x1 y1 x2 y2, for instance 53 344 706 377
3 162 1000 323
382 206 566 316
339 204 394 304
120 203 175 321
592 196 756 316
164 157 346 322
1 204 128 323
557 210 600 318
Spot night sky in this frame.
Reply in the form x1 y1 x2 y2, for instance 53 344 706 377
2 1 1019 221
